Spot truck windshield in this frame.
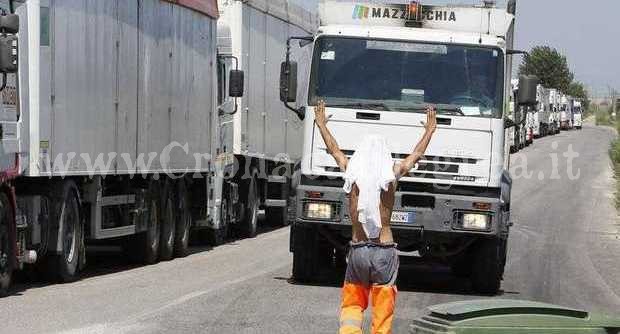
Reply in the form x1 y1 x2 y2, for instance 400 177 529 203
309 37 505 118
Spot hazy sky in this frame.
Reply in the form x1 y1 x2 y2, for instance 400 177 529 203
429 0 620 97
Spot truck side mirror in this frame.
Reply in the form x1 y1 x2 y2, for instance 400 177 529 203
517 75 538 106
229 70 244 97
0 14 19 34
504 117 516 129
280 61 298 103
0 35 18 73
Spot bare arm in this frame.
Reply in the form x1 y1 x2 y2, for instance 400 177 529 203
314 100 348 171
394 106 437 179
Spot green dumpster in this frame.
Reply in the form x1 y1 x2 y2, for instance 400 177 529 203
411 299 620 334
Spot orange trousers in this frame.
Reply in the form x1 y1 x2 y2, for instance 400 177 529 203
339 282 397 334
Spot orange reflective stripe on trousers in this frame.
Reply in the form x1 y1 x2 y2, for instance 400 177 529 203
371 285 397 334
339 283 397 334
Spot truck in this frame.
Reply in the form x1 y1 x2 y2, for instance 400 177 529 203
560 94 574 130
549 88 561 134
534 85 553 137
280 0 539 294
211 0 318 242
573 100 583 129
0 0 317 296
509 79 528 152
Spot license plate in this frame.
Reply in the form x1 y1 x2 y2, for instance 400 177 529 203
391 211 415 224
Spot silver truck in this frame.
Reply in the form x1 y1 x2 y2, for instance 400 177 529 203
0 0 318 296
212 0 318 242
280 0 538 294
0 0 239 295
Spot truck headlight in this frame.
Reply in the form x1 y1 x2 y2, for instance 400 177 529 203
456 213 491 230
304 202 335 220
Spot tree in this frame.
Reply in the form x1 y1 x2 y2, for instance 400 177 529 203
567 81 590 110
519 46 574 93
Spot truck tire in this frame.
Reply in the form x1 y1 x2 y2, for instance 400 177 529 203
49 181 82 283
159 181 176 261
470 238 503 295
174 180 191 258
0 192 13 296
239 172 259 238
135 181 161 265
208 192 229 246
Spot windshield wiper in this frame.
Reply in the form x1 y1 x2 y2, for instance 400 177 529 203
394 104 465 116
435 104 465 116
325 102 391 111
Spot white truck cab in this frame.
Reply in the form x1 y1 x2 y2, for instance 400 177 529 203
280 0 538 295
573 100 583 129
560 94 574 130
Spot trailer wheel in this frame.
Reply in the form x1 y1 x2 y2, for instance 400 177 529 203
159 181 176 261
470 238 503 295
49 181 82 283
239 172 259 238
138 181 161 265
174 180 191 258
0 192 13 296
208 195 229 246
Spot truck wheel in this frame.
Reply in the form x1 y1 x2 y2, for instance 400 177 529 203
208 194 229 246
138 181 161 265
239 173 259 238
49 181 82 283
471 238 502 295
0 192 13 296
174 180 191 258
159 181 176 261
291 224 319 283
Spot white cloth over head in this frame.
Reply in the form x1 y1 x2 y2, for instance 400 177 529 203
343 135 396 239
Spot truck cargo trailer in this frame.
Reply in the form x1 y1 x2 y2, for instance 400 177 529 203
0 0 252 295
211 0 318 242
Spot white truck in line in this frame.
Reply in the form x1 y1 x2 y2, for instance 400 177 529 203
534 85 553 137
280 0 538 294
0 0 318 296
549 88 561 134
509 78 529 153
560 94 574 130
573 100 583 129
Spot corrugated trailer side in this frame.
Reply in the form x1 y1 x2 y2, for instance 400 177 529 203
137 0 217 173
209 0 318 238
33 0 217 176
218 0 317 161
10 0 226 287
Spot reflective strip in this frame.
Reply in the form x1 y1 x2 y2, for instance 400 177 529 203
340 318 363 328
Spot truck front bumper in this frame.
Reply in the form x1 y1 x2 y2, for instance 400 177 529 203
295 181 508 240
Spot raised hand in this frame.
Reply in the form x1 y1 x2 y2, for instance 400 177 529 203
314 100 328 128
424 105 437 134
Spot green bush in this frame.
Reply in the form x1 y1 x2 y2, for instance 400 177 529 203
611 139 620 208
596 108 613 126
611 139 620 164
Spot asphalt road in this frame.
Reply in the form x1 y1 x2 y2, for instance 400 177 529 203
1 123 619 333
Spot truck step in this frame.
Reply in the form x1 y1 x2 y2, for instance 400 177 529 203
267 175 287 184
265 199 287 207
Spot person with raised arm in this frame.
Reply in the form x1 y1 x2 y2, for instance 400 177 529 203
313 100 437 334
